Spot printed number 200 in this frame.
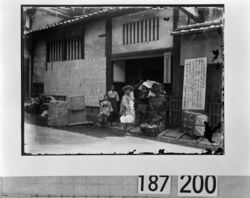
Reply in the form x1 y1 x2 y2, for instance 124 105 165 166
138 175 171 194
178 175 218 197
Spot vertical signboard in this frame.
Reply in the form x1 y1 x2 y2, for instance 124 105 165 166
182 57 207 110
164 52 171 83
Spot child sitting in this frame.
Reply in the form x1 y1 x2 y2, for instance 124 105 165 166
98 94 113 127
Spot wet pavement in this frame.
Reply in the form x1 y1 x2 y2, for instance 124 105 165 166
24 123 203 155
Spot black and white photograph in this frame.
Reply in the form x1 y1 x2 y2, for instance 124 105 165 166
1 0 250 197
22 5 225 155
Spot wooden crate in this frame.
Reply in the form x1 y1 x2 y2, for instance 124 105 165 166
48 101 68 126
68 109 87 125
67 95 85 110
182 111 208 137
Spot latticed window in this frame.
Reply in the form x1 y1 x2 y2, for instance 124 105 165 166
65 36 82 60
48 40 64 62
47 26 84 62
122 17 159 45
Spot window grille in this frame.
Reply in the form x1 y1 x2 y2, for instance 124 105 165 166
48 36 83 62
123 17 159 45
65 36 82 60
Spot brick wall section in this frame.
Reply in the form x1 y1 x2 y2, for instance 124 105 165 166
44 58 106 107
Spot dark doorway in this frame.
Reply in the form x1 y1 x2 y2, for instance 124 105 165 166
125 57 164 84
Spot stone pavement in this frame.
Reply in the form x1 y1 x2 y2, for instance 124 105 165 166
110 123 224 152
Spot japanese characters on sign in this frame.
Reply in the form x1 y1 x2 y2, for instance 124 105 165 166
164 52 171 83
182 57 207 110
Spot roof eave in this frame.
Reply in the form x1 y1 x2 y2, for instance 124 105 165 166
171 24 223 36
24 7 152 35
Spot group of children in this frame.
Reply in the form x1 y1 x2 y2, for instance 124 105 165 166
98 85 135 133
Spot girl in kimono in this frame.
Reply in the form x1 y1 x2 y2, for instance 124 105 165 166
120 85 135 134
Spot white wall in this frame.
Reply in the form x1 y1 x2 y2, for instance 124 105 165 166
113 60 125 82
44 20 107 107
84 20 106 58
44 58 106 107
112 8 174 54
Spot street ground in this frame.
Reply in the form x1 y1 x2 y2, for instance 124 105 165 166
24 123 204 154
24 113 223 155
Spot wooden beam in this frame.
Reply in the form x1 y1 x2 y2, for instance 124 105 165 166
81 25 85 59
179 7 202 23
105 17 113 92
111 48 173 61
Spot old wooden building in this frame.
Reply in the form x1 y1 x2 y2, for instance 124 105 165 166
170 7 224 128
23 6 224 127
23 7 176 115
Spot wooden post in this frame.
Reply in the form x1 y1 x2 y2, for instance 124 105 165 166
220 24 224 139
81 25 85 59
105 17 113 92
172 7 181 97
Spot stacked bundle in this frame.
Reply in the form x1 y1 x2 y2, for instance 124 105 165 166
182 111 208 137
48 101 68 126
67 95 87 125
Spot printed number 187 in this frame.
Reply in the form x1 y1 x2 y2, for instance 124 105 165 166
138 175 171 194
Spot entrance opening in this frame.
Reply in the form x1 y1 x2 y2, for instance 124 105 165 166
112 56 168 95
125 57 164 84
112 55 172 124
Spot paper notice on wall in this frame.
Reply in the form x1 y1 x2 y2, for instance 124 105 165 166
164 52 171 83
182 57 207 110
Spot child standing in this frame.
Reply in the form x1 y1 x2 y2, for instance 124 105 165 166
107 85 120 121
120 85 135 134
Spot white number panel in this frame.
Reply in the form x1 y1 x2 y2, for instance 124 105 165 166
178 175 218 197
138 175 171 195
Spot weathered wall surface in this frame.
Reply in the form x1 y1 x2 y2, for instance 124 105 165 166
85 20 106 58
112 8 173 54
32 36 46 83
44 58 106 107
180 31 223 65
43 20 106 107
1 176 250 198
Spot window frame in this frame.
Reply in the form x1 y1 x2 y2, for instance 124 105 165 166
46 25 84 63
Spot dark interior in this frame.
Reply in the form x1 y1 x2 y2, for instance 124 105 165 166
125 57 164 84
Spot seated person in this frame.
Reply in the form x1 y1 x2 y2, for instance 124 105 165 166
98 94 113 127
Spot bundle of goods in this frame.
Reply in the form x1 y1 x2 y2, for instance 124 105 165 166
140 123 160 137
48 101 68 126
67 95 87 125
182 111 208 137
24 97 41 114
